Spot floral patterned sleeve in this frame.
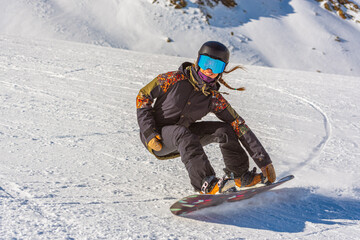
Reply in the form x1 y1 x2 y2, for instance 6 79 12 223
210 91 250 138
136 71 186 143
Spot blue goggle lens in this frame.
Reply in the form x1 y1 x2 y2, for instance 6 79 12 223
198 55 226 74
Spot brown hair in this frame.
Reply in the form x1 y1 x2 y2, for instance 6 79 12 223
195 62 246 92
218 65 246 91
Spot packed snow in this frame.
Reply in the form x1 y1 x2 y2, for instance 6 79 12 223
1 34 359 239
1 0 360 239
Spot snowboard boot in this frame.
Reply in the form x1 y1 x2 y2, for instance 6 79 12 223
200 175 236 194
234 167 264 190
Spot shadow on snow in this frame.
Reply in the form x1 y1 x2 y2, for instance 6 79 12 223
203 0 295 28
183 187 360 233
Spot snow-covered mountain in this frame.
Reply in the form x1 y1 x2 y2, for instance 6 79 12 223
1 0 360 76
1 34 360 239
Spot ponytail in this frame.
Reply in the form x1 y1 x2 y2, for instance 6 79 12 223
194 61 247 92
218 65 246 91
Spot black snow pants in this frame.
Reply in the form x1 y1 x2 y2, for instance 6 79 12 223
154 121 249 191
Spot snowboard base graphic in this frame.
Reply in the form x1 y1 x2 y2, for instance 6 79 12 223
170 175 294 216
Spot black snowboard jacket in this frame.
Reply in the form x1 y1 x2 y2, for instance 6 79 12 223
136 62 271 168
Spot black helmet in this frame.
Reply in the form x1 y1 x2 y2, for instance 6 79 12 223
198 41 230 64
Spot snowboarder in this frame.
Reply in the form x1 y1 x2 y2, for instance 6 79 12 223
136 41 276 194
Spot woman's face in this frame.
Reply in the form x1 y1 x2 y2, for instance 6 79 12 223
199 68 219 79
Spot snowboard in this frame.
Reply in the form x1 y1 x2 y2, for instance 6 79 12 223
170 175 294 216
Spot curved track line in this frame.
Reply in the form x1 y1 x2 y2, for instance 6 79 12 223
257 84 332 175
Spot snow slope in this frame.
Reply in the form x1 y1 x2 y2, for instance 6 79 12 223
1 35 360 239
1 0 360 76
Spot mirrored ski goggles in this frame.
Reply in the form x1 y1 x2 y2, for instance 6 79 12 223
198 55 226 74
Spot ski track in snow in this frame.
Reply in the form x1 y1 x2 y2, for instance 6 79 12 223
0 35 360 239
258 84 332 176
0 172 74 238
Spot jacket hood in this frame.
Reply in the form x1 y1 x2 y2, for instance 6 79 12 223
178 62 192 77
